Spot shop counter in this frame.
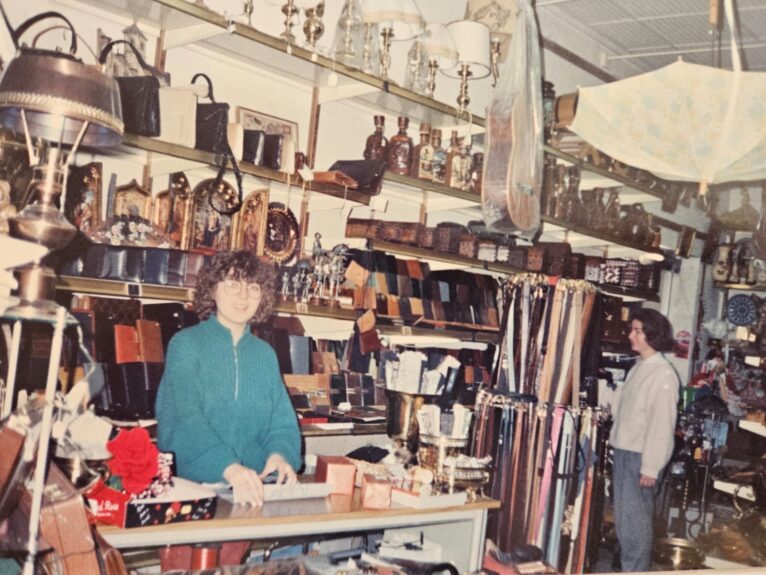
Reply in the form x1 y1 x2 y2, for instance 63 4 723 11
98 490 500 572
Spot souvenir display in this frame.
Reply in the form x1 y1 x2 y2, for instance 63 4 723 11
363 115 388 161
726 294 758 326
386 116 414 176
412 122 433 180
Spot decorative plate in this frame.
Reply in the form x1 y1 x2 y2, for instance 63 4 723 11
263 202 300 264
726 294 757 326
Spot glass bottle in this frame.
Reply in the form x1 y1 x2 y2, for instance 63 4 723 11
470 152 484 195
455 142 473 191
412 122 434 180
445 130 461 188
386 116 414 176
431 129 447 184
363 115 388 161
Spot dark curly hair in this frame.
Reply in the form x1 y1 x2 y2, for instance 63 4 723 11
193 250 277 324
629 308 675 352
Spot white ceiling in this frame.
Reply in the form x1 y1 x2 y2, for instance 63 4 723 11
536 0 766 80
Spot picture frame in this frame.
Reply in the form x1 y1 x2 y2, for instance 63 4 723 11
66 162 102 233
185 178 234 252
233 188 270 256
153 172 191 248
113 178 152 220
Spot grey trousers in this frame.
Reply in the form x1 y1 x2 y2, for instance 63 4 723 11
613 448 659 572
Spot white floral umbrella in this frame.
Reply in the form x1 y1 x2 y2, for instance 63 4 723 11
569 0 766 195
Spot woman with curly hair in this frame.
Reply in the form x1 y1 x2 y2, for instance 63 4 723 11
610 308 679 571
155 250 301 506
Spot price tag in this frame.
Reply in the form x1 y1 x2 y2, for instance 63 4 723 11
296 302 309 314
401 326 412 336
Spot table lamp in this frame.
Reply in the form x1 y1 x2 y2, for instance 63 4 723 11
442 20 491 112
361 0 425 81
421 23 457 99
0 9 123 319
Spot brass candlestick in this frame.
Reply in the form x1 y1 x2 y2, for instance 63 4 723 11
456 63 473 112
379 27 394 80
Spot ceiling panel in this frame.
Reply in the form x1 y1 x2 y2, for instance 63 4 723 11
537 0 766 76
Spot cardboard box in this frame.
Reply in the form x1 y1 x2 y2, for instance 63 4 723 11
360 473 391 509
87 477 217 528
315 455 356 495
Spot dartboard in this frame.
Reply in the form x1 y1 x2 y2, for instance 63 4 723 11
726 294 757 326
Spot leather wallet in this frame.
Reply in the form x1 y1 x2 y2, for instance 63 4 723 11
102 247 128 281
114 324 141 364
125 248 146 283
399 297 412 320
167 250 187 286
81 243 109 278
261 134 283 170
312 170 358 188
242 129 264 164
136 319 164 363
143 248 170 285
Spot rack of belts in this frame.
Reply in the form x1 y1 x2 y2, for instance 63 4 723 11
470 275 610 572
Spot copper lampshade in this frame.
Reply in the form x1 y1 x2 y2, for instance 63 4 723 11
0 49 123 148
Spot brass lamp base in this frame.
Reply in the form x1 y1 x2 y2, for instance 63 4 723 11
6 262 61 321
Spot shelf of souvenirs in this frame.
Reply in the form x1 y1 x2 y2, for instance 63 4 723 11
81 0 484 130
367 239 661 303
543 143 709 239
55 275 499 343
120 134 372 206
713 281 766 292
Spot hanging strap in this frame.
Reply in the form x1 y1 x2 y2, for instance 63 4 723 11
191 72 216 102
1 9 77 54
208 144 244 215
98 39 157 76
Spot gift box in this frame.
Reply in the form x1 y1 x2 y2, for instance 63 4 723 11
87 477 217 528
315 455 356 495
360 473 392 509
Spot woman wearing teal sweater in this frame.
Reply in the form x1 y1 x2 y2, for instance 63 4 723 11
156 250 301 506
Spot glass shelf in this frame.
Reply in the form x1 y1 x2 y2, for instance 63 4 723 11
713 281 766 292
120 134 372 206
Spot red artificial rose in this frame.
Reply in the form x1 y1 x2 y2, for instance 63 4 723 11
107 428 159 495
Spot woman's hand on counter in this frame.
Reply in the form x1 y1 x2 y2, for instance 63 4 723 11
223 463 264 507
261 453 297 486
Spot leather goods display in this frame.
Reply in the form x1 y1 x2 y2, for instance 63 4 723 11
206 144 244 215
192 73 230 154
328 158 387 196
99 40 161 137
114 324 141 364
81 243 110 278
136 319 164 363
141 302 199 351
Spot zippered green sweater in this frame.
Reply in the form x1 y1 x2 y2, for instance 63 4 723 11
155 316 302 483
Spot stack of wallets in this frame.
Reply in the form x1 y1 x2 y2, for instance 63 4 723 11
72 243 211 288
344 249 499 328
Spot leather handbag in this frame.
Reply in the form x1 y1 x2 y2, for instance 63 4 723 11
328 158 387 196
99 40 161 137
192 73 230 154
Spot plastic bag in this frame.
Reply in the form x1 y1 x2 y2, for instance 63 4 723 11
482 0 543 239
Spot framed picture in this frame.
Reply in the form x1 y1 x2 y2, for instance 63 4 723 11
66 162 102 233
113 179 152 220
153 172 191 248
233 188 269 256
186 178 234 252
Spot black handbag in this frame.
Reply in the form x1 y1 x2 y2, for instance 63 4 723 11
328 158 386 196
205 143 244 215
192 73 229 154
99 40 161 137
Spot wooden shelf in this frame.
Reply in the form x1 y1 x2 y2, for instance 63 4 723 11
121 134 371 206
368 239 525 275
369 239 661 302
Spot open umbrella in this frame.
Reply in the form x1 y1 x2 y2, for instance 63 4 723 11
566 0 766 194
